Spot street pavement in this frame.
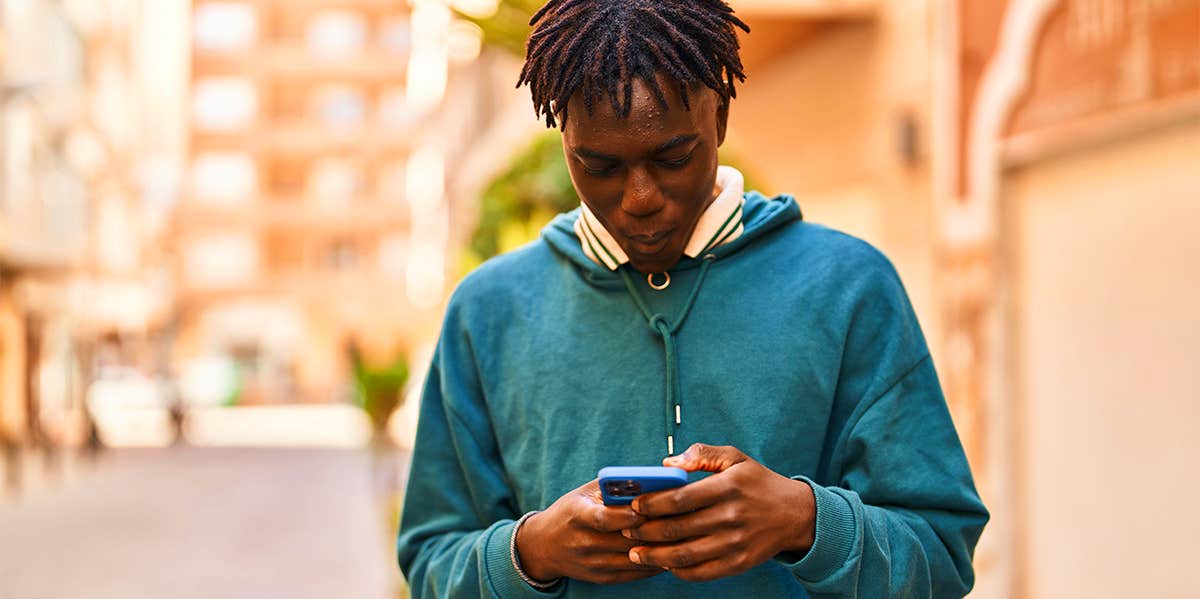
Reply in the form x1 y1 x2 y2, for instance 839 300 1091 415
0 447 407 599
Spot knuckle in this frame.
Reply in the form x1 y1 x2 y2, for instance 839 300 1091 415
729 466 751 484
723 504 742 523
717 479 741 500
661 521 682 541
669 548 694 568
726 553 743 570
670 494 691 513
726 484 744 501
731 553 751 571
565 532 587 552
731 502 749 521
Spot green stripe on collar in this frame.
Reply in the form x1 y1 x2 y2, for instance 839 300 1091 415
581 212 619 270
699 203 743 255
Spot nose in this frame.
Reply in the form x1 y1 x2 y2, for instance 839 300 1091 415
620 165 664 217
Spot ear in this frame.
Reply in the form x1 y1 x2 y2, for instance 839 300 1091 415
715 100 729 147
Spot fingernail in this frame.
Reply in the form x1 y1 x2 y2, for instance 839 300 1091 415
621 529 632 539
629 550 642 564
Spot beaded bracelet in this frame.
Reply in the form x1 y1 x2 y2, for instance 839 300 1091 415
510 511 564 591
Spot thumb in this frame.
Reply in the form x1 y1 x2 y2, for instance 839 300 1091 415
662 443 747 473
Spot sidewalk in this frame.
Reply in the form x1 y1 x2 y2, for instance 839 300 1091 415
0 447 406 599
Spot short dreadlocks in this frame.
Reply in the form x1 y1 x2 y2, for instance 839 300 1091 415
517 0 750 129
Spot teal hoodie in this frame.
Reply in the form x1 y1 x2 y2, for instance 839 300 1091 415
397 192 988 598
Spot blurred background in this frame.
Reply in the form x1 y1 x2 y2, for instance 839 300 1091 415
0 0 1196 597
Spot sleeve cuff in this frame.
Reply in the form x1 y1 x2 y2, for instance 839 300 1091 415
776 476 858 583
483 520 567 598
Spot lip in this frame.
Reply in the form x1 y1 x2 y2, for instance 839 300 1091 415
623 229 675 254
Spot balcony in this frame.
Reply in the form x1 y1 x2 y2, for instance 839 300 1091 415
190 123 413 156
193 45 409 83
173 196 410 233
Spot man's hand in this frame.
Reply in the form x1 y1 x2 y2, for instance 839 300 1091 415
622 443 817 582
515 479 665 585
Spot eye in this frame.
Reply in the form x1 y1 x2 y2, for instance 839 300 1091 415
656 153 693 170
582 161 618 177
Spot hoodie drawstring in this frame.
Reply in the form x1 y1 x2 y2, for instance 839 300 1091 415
618 254 717 455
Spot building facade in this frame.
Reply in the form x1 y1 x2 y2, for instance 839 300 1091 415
176 0 508 406
725 0 1200 596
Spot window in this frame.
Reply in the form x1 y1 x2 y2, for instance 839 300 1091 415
193 2 257 52
184 234 260 288
306 11 367 57
191 152 258 204
311 85 366 129
193 77 257 131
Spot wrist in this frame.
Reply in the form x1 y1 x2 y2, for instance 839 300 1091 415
514 511 560 583
783 478 817 554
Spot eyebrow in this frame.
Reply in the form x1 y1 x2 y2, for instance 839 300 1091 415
575 134 700 161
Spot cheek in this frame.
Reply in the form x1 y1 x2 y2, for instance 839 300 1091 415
568 168 623 211
666 163 717 209
565 162 596 202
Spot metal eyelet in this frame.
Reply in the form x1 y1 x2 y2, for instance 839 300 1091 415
647 272 670 290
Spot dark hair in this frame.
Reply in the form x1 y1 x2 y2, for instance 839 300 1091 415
516 0 750 129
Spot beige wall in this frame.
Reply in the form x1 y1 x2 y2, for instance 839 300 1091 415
727 7 1200 595
1003 119 1200 598
727 4 943 356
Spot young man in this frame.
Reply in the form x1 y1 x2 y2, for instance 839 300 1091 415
397 1 988 597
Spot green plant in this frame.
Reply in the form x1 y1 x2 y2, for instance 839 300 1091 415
349 344 409 445
454 0 543 56
462 130 579 272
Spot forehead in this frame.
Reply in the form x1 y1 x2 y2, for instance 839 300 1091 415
563 74 717 147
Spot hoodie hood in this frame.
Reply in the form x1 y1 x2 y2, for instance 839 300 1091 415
542 190 803 288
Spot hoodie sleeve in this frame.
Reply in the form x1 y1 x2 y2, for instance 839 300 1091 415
777 246 989 598
396 299 565 599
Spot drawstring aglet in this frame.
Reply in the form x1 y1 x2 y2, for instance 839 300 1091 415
667 435 674 456
675 405 681 424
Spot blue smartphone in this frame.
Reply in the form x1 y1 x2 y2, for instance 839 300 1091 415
599 466 688 506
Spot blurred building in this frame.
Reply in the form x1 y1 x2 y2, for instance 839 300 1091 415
724 0 1200 597
173 0 513 406
1 0 1196 596
0 1 177 461
0 0 87 463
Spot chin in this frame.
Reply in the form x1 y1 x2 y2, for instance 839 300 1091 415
628 256 681 274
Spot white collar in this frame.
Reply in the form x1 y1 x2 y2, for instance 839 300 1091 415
573 166 745 270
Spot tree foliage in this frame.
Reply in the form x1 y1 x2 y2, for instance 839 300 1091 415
453 0 542 57
463 130 579 271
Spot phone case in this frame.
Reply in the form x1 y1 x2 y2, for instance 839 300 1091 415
598 466 688 506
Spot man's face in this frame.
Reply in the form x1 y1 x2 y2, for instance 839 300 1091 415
562 73 729 274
